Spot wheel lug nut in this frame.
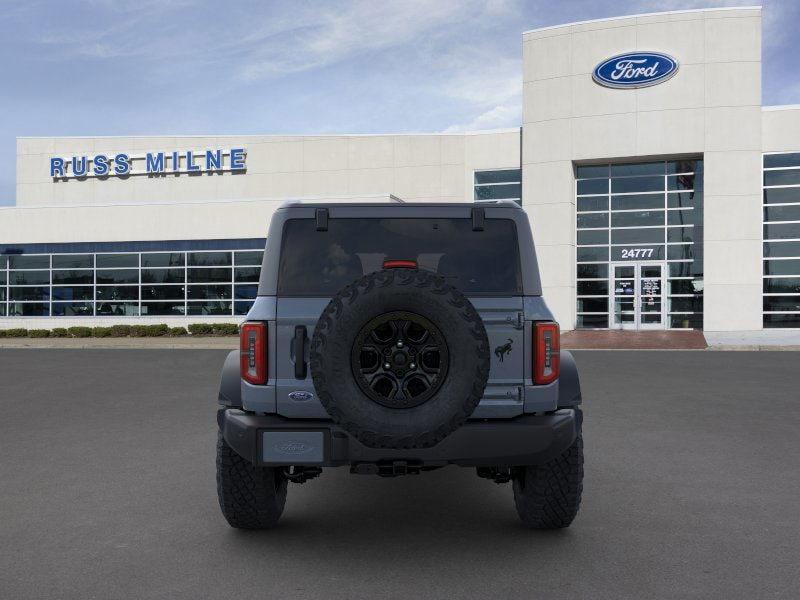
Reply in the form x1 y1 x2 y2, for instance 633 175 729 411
397 341 403 348
410 363 416 369
384 363 391 369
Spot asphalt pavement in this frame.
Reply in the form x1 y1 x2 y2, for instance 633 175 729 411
1 349 798 600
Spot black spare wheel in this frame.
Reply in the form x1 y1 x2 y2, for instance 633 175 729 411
310 268 490 449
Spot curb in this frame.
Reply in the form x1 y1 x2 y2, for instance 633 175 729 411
0 338 238 349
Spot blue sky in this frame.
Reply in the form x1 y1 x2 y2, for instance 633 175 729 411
1 0 798 206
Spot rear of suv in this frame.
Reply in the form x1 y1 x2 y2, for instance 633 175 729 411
216 199 583 529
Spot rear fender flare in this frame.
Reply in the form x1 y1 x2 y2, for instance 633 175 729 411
558 350 582 408
218 350 242 409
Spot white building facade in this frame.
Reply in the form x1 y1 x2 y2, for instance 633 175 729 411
2 6 799 332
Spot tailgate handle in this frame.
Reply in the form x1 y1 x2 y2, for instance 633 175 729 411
293 326 308 379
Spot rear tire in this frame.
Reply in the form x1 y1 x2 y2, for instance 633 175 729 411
512 434 584 529
216 431 288 529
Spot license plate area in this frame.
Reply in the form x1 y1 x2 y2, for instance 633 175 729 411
261 431 325 464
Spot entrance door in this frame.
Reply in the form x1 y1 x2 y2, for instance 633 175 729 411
610 262 666 330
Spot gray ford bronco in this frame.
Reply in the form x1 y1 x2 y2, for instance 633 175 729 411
216 199 584 529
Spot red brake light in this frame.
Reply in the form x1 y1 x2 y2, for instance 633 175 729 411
240 322 267 385
383 259 418 269
533 322 560 385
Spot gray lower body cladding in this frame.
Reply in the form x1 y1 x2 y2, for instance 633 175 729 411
218 408 582 468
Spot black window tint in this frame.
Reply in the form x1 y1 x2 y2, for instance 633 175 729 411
670 314 703 328
474 183 521 201
96 254 137 268
764 205 800 222
764 314 800 327
763 296 800 312
52 270 93 284
8 302 49 316
9 270 50 285
668 262 695 277
763 278 800 294
764 153 800 168
576 179 608 195
188 268 231 283
186 302 232 315
52 254 93 269
670 297 703 312
95 286 138 301
96 269 138 284
188 251 232 266
577 247 608 262
474 169 521 184
10 287 50 301
234 267 260 282
764 241 800 258
764 170 800 187
577 314 609 328
9 255 49 269
577 298 608 312
141 285 185 300
234 251 264 266
577 264 608 279
141 302 185 316
764 223 800 240
764 259 800 276
53 286 94 301
577 196 608 212
577 281 608 295
187 284 232 300
141 268 185 284
141 253 185 267
577 230 608 245
277 218 522 296
234 284 258 299
668 227 695 243
763 188 800 204
51 302 93 316
577 212 608 228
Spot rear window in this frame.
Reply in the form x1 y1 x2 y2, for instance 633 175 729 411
277 218 522 296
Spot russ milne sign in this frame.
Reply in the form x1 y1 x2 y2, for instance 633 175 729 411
592 52 678 89
50 148 246 179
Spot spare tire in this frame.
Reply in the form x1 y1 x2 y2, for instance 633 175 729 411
310 268 490 449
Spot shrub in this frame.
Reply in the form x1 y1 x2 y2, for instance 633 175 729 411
51 328 69 338
27 329 51 338
109 324 132 337
5 328 29 338
68 326 92 338
130 325 148 337
146 324 169 337
92 327 113 338
168 326 188 336
212 323 239 336
188 323 214 336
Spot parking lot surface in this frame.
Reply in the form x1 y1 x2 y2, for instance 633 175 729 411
1 349 798 600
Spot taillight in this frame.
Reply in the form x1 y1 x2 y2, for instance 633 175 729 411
383 259 418 269
240 322 267 385
533 322 560 385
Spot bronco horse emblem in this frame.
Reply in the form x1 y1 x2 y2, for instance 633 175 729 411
494 338 513 362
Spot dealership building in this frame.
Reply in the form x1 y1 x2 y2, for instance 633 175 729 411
2 6 799 333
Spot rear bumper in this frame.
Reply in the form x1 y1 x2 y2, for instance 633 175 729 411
218 408 582 468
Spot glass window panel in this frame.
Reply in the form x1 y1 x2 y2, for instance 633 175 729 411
577 212 608 228
576 165 608 179
10 286 49 301
667 245 694 261
764 259 800 276
577 230 608 245
667 174 698 191
614 265 635 278
187 284 232 300
474 169 521 184
667 191 702 209
52 286 94 301
234 251 264 266
234 301 255 316
764 170 800 187
669 279 703 295
611 210 664 228
764 205 800 222
141 268 185 284
52 302 93 316
577 281 608 295
0 271 5 285
0 288 5 301
234 284 258 299
611 228 664 244
610 162 664 176
611 176 663 194
576 179 608 195
670 314 703 329
0 304 5 316
141 285 185 300
474 183 521 201
141 253 185 268
577 298 608 312
611 194 663 210
764 314 800 327
8 302 49 316
764 223 800 240
96 269 138 284
577 196 608 212
763 296 800 312
0 255 6 269
187 251 231 266
667 209 698 226
763 188 800 204
234 267 260 283
668 262 695 277
52 270 93 284
667 227 694 243
764 153 800 168
188 267 231 283
669 296 703 312
141 302 185 316
763 278 800 294
9 255 49 269
96 302 139 316
96 286 139 301
187 301 232 315
9 270 50 285
577 247 608 262
52 254 93 269
577 314 609 328
641 266 662 278
763 241 800 258
96 253 138 268
667 160 701 174
577 264 608 279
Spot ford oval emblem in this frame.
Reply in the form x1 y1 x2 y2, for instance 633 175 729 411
593 52 678 89
288 390 314 402
274 441 314 455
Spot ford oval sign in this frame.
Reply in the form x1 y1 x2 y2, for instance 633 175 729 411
592 52 678 89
